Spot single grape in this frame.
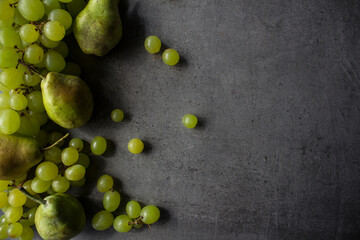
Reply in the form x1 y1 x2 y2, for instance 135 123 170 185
0 47 19 68
52 175 70 193
34 129 49 148
91 136 107 155
44 20 66 41
48 9 72 30
0 94 10 109
9 93 27 111
144 36 161 54
182 114 198 128
128 138 144 154
65 164 85 181
24 44 44 64
43 0 61 14
48 131 65 147
62 147 79 166
36 161 58 181
69 138 83 151
162 49 180 66
0 109 21 134
66 0 86 18
76 153 90 168
44 146 62 164
44 50 66 72
22 180 36 195
40 34 60 48
92 210 114 231
97 175 113 193
103 190 121 212
27 91 45 113
31 176 51 193
19 24 39 43
14 9 29 25
0 0 15 21
54 41 69 57
17 115 40 137
0 192 8 208
5 206 23 223
29 111 48 126
7 222 23 238
70 177 86 187
0 27 22 48
0 68 23 90
140 205 160 224
8 188 27 207
23 72 42 86
0 224 7 239
111 109 124 122
126 200 141 218
61 62 81 76
113 215 132 233
26 207 37 225
18 0 45 21
0 180 10 191
18 225 34 240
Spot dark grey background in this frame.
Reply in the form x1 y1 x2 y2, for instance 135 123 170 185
41 0 360 239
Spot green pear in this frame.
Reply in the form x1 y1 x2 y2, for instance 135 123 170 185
0 133 42 180
33 193 86 240
41 72 93 129
73 0 123 56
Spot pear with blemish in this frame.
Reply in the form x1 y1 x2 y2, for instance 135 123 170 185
41 72 93 129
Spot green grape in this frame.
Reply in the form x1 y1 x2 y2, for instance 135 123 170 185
43 0 61 14
61 62 81 76
17 115 40 137
0 109 20 134
7 222 23 238
48 9 72 30
0 93 10 109
140 205 160 224
18 225 34 240
66 0 86 18
65 164 85 181
128 138 144 154
162 48 180 66
53 41 68 57
0 224 8 239
27 91 45 113
0 68 24 90
113 215 132 232
8 188 26 207
5 206 23 223
0 215 7 225
91 136 107 155
44 20 65 41
0 180 10 191
144 36 161 54
111 109 124 122
0 18 13 28
31 176 51 193
76 153 90 168
0 0 15 21
18 0 45 21
14 9 29 25
126 200 141 218
46 186 56 195
49 131 65 147
22 180 36 195
0 47 19 68
69 138 83 151
61 147 79 166
97 175 113 193
24 44 44 64
0 192 7 208
92 210 114 231
70 176 85 187
30 111 48 126
26 207 37 225
0 27 22 48
9 93 27 111
182 114 198 128
23 72 41 86
36 161 58 181
52 175 70 193
40 34 60 48
103 190 121 212
44 146 62 163
34 129 49 148
19 24 39 43
44 50 66 72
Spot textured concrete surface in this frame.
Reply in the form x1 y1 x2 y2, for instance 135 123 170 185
36 0 360 239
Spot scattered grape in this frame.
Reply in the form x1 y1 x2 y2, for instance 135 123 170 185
162 48 180 66
128 138 144 154
97 175 113 193
103 190 121 212
144 36 161 54
91 136 107 155
111 109 124 122
182 114 198 128
92 210 114 231
126 200 141 218
113 215 132 232
140 205 160 224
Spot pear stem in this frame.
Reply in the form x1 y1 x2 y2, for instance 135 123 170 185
19 187 46 205
42 133 70 151
17 59 45 79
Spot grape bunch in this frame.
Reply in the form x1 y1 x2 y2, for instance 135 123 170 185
0 132 91 239
92 174 161 233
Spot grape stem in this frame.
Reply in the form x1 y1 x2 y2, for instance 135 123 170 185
42 133 70 151
17 59 45 79
19 187 46 205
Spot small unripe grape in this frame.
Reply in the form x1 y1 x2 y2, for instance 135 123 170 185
76 153 90 168
65 164 85 181
103 190 121 212
140 205 160 224
8 188 27 207
44 20 65 41
182 114 198 128
126 200 141 218
36 161 58 181
7 222 23 238
44 146 62 164
61 147 79 166
113 215 132 232
128 138 144 154
69 138 83 152
97 175 113 193
162 48 180 66
5 206 23 223
31 176 51 193
52 175 70 193
111 109 124 122
91 136 107 155
92 210 114 231
144 36 161 54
